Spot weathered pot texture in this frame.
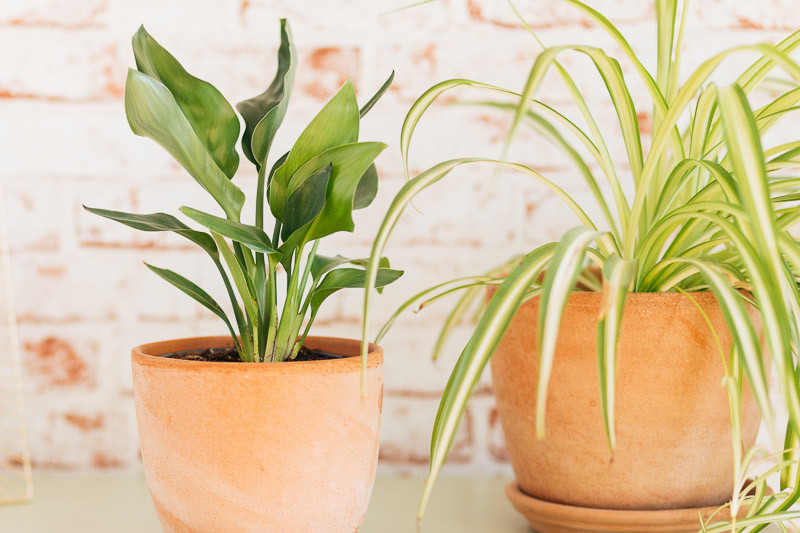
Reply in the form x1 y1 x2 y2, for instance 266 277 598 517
132 335 383 533
490 291 763 520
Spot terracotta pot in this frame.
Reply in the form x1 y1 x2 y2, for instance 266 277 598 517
504 482 765 533
490 292 763 519
132 336 383 533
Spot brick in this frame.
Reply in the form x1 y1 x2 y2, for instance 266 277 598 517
107 0 241 39
0 101 178 179
487 406 509 462
19 326 104 392
463 0 654 30
691 0 800 31
76 179 233 249
378 394 473 474
27 397 138 470
0 0 109 29
4 180 71 254
0 28 125 101
7 0 796 477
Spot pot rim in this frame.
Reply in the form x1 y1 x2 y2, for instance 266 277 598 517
563 290 723 307
132 335 383 374
490 286 735 309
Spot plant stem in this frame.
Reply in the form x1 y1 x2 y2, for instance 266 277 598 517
274 245 306 361
264 257 279 362
256 164 267 230
271 222 282 248
294 318 315 359
298 240 319 297
213 258 247 359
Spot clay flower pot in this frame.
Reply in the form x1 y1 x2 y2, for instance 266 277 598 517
131 335 383 533
490 291 763 532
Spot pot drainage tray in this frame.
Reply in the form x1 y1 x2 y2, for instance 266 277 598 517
506 482 747 533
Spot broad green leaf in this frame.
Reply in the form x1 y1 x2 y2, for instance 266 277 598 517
124 69 245 219
269 79 360 220
132 26 240 179
359 71 394 118
237 19 296 168
353 164 379 210
280 142 387 249
83 206 217 257
305 143 387 240
144 262 242 356
86 208 247 355
281 165 332 240
309 267 403 318
309 254 389 281
180 207 279 256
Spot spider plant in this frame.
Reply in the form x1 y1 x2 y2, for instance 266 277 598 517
362 0 800 528
85 20 401 363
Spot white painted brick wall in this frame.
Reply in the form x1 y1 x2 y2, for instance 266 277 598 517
1 0 793 476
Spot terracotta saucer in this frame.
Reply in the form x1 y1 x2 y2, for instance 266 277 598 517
506 483 746 533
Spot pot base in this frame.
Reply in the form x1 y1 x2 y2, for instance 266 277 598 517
506 483 745 533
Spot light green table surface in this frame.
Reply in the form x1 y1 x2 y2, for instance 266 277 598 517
0 473 782 532
0 473 526 532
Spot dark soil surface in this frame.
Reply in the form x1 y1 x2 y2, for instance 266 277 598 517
163 345 349 362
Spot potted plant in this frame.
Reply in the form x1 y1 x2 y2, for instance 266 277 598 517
85 20 401 533
362 1 800 531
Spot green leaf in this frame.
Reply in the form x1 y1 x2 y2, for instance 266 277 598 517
304 143 387 240
536 226 604 439
461 100 617 237
210 232 258 358
281 165 332 240
180 207 280 256
269 79 360 220
717 84 800 442
596 255 636 453
375 275 498 345
418 245 555 519
353 164 379 210
361 157 602 389
673 257 775 438
279 142 387 249
310 267 403 318
144 262 241 355
236 19 296 168
310 254 389 281
132 26 240 179
124 69 245 219
359 71 394 118
83 206 217 257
